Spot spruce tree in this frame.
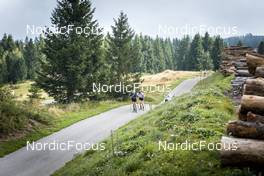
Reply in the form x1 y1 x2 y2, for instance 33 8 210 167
36 0 103 103
0 46 8 84
176 36 190 70
143 36 155 73
211 36 224 70
106 12 140 97
6 49 27 83
202 32 213 52
152 37 165 72
23 38 38 79
199 52 213 70
163 38 174 70
172 38 180 70
131 35 144 73
188 34 203 70
1 34 16 52
258 41 264 54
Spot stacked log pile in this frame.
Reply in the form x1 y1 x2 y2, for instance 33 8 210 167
221 52 264 168
220 46 253 76
220 47 254 105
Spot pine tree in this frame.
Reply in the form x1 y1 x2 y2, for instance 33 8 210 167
0 46 8 84
176 36 190 70
23 38 38 79
1 34 16 52
202 32 213 52
152 37 165 72
36 0 104 103
6 49 27 83
211 36 224 70
163 38 174 70
198 52 213 70
258 41 264 54
172 38 180 70
106 11 140 97
131 35 143 73
143 36 155 73
188 34 203 70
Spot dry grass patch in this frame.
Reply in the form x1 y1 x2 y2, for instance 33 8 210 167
141 70 199 86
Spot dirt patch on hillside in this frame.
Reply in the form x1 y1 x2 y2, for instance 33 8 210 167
141 70 199 86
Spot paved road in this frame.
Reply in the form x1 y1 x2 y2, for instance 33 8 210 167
167 77 202 99
0 77 201 176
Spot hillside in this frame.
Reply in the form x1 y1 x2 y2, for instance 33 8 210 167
224 34 264 48
53 73 253 176
0 70 196 157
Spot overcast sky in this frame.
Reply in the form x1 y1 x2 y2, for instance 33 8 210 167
0 0 263 40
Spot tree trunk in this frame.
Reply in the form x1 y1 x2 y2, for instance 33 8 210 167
246 53 264 75
255 67 264 78
243 78 264 97
247 112 264 123
220 136 264 167
227 120 264 139
240 95 264 115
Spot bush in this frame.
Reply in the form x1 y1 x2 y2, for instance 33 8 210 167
0 87 52 135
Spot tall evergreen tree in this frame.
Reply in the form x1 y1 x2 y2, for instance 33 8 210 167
258 41 264 55
188 34 203 70
1 34 16 52
131 35 143 73
0 46 8 84
106 11 140 97
6 49 27 83
36 0 104 103
23 38 38 79
198 52 213 70
176 36 190 70
142 36 155 73
153 37 165 72
211 36 224 70
202 32 213 52
163 38 174 70
172 38 180 70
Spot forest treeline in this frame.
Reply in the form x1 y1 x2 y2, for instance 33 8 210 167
0 30 224 84
0 33 224 81
0 0 261 103
0 35 44 84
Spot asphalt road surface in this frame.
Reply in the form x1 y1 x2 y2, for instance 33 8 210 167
0 77 201 176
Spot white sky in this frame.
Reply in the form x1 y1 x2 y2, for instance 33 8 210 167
0 0 263 39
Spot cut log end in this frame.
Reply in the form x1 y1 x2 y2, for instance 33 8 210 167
221 136 264 167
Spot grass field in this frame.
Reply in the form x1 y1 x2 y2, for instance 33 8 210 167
0 101 126 157
5 80 51 101
142 70 199 103
53 73 253 176
0 70 197 157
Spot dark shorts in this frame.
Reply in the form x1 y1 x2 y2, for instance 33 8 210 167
131 97 137 102
139 97 144 101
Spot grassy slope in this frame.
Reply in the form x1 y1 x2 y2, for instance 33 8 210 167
54 73 252 176
144 77 185 104
6 81 51 101
0 72 196 157
0 101 126 157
